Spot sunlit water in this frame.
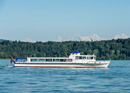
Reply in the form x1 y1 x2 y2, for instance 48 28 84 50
0 60 130 93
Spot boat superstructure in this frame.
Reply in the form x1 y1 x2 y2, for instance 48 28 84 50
12 52 111 68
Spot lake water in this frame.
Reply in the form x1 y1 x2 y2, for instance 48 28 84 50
0 60 130 93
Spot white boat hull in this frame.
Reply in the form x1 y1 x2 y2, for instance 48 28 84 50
14 61 110 68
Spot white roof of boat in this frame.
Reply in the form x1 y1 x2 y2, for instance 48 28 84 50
27 57 70 59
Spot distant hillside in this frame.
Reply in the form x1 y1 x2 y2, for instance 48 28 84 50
0 39 12 42
0 39 5 42
0 38 130 60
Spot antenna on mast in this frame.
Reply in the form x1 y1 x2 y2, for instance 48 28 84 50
65 52 68 58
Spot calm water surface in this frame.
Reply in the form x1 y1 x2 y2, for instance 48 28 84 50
0 60 130 93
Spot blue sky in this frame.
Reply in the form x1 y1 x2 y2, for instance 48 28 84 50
0 0 130 41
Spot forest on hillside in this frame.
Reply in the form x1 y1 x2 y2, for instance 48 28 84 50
0 38 130 60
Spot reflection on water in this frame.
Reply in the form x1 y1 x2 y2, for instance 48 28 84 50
0 60 130 92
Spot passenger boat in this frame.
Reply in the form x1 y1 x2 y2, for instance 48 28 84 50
11 52 111 68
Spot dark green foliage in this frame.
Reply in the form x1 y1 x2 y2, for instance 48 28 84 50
0 38 130 60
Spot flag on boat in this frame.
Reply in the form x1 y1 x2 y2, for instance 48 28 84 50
10 57 14 63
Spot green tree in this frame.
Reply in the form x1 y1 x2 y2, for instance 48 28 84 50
93 49 99 55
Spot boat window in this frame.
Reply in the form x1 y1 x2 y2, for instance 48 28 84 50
60 59 63 62
46 59 52 62
76 56 79 59
87 57 93 59
76 56 80 59
68 59 72 62
39 59 45 62
53 59 60 62
16 59 27 62
53 59 56 62
83 57 86 59
79 57 82 59
31 59 38 62
76 56 87 59
63 59 66 62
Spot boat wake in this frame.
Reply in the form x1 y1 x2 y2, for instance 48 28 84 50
0 65 13 68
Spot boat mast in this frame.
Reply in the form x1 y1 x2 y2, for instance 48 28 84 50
65 52 68 58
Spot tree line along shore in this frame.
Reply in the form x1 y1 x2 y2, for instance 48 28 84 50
0 38 130 60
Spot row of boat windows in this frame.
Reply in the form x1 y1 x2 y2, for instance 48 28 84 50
16 57 94 62
75 56 94 59
31 59 73 62
16 59 73 62
16 59 27 62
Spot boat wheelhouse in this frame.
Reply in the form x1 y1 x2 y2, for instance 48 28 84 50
11 52 111 68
